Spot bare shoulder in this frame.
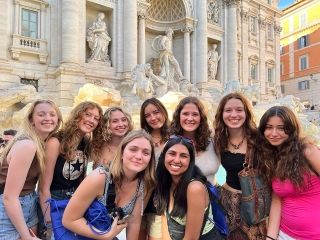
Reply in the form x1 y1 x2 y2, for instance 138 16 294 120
304 143 320 159
83 168 110 194
11 139 36 152
187 180 207 195
46 136 60 147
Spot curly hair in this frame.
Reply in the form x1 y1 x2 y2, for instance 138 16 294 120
59 101 104 162
170 97 211 152
103 106 133 141
213 92 257 156
140 98 170 144
110 130 156 198
257 106 311 188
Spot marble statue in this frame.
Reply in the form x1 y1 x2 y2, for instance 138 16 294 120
131 64 168 100
208 44 221 81
152 28 184 88
87 13 111 64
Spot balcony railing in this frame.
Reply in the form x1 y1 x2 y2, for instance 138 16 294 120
10 34 48 64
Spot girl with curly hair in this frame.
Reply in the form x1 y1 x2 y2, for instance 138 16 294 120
170 96 219 184
0 100 62 239
213 92 266 239
257 106 320 240
39 101 104 239
93 106 133 168
62 130 157 239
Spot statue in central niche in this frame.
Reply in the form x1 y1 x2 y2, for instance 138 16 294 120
87 12 111 64
152 28 184 90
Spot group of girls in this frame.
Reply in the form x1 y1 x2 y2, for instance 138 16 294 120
0 92 319 240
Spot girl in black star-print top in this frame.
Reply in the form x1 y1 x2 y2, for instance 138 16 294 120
38 101 104 239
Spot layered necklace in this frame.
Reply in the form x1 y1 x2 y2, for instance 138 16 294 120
229 136 246 150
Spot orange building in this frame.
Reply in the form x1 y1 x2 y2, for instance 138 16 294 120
280 0 320 108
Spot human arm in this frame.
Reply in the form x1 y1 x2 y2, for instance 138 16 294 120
183 181 208 240
3 139 41 240
62 169 126 239
304 144 320 175
38 137 60 224
126 189 153 240
266 193 281 239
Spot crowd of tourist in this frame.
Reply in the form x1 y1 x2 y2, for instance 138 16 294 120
0 93 319 240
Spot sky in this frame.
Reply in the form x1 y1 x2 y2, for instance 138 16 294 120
278 0 295 9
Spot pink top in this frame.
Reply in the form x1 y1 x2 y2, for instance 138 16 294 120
272 174 320 239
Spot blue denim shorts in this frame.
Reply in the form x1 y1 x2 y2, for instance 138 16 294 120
0 191 38 239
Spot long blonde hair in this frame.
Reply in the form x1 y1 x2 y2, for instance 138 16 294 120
0 100 63 173
110 130 156 197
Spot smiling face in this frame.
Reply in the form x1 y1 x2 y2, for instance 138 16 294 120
179 103 200 134
31 102 59 139
78 107 100 134
264 116 289 146
222 98 246 130
109 110 129 138
144 103 165 131
164 143 190 179
122 137 152 175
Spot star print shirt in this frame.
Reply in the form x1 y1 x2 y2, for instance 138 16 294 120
50 138 88 191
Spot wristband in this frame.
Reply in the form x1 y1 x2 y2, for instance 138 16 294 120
266 235 277 240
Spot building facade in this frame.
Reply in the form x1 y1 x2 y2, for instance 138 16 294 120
280 0 320 109
0 0 281 106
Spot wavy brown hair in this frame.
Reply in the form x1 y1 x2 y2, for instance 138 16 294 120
170 97 211 152
110 130 156 197
257 106 311 188
213 92 257 156
140 98 170 144
59 101 104 162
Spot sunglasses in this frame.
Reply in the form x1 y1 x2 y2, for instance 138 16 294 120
169 135 194 145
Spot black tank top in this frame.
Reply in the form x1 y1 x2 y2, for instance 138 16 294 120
50 138 88 191
221 151 245 190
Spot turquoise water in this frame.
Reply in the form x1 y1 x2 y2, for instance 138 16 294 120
216 165 226 185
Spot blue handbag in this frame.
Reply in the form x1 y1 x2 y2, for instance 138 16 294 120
49 171 113 240
207 183 229 237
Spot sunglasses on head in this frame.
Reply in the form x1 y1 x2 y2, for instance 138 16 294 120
169 135 194 145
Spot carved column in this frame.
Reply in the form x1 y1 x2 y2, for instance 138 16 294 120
138 13 146 64
195 0 208 84
259 18 266 95
226 0 239 82
40 3 46 39
182 27 192 82
241 9 249 85
13 0 19 35
0 0 8 60
61 0 79 64
123 0 137 73
274 25 282 94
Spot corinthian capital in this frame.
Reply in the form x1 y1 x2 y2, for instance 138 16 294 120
224 0 240 7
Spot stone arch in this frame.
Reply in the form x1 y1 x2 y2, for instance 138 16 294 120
147 0 187 22
145 0 196 32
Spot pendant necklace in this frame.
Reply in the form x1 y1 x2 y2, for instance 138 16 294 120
229 136 246 150
151 135 162 147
